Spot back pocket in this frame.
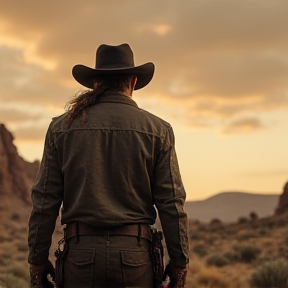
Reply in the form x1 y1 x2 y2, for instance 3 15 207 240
65 248 95 288
121 250 153 287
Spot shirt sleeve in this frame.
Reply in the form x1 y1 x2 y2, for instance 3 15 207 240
28 122 63 265
152 126 189 268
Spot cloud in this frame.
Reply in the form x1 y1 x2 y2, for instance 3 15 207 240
136 23 172 36
0 101 63 143
184 51 288 98
136 92 288 132
10 121 48 141
222 117 265 134
0 106 41 123
0 46 77 107
0 0 287 133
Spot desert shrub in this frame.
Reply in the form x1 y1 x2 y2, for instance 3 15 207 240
0 249 12 261
192 243 208 257
277 245 288 258
197 224 209 232
19 226 27 233
6 262 29 280
206 254 229 267
223 251 239 263
10 212 21 221
210 218 222 226
195 267 230 288
250 258 288 288
206 236 217 246
261 217 275 229
258 228 268 236
15 255 26 261
0 234 11 243
249 212 258 221
238 216 249 224
234 244 261 263
283 229 288 246
190 231 202 241
236 231 256 241
276 217 287 227
0 273 29 288
209 220 224 233
16 240 28 252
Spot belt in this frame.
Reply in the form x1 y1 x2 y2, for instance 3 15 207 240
65 222 152 242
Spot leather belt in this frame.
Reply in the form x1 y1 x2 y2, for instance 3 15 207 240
65 222 152 242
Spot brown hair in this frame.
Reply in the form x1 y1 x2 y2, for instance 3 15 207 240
65 74 132 125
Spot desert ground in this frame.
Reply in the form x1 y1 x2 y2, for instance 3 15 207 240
1 194 288 288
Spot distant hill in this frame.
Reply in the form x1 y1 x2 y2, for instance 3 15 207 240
184 192 279 223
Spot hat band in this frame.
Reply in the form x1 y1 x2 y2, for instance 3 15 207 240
96 63 135 70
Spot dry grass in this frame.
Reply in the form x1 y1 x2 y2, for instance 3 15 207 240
0 196 31 287
2 192 288 287
0 194 62 287
188 213 288 288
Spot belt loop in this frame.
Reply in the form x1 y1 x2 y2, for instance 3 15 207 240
137 224 142 242
75 222 79 244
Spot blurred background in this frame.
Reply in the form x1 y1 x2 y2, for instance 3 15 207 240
0 0 287 201
0 1 288 287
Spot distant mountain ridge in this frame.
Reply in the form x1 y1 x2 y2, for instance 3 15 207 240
184 191 279 223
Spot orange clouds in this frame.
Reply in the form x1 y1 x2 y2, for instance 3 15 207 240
0 0 287 198
0 0 287 139
223 117 265 134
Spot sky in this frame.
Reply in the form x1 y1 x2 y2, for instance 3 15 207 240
0 0 287 201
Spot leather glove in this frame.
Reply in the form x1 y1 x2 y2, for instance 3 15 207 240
30 260 55 288
162 263 187 288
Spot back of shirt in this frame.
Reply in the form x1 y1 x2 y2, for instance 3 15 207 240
28 93 189 267
52 93 170 227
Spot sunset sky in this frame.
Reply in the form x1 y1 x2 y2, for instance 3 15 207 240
0 0 287 201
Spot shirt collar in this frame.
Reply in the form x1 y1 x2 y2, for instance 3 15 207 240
96 93 138 108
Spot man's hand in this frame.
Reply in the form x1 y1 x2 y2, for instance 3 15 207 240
30 260 55 288
162 263 187 288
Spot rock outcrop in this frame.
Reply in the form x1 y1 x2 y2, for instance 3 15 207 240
274 182 288 215
0 124 39 202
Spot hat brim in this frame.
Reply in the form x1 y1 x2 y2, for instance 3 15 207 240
72 62 154 90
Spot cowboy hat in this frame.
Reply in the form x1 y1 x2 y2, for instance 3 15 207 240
72 43 155 90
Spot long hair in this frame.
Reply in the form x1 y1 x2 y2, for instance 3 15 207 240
65 74 131 125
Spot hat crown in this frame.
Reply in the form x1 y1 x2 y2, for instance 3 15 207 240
72 43 154 90
96 43 135 69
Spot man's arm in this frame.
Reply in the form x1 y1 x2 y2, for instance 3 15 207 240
28 123 63 265
152 126 189 268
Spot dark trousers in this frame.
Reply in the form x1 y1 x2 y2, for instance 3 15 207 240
63 235 154 288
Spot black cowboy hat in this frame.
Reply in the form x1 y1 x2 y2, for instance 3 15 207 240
72 43 155 90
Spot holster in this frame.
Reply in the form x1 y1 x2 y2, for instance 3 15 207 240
150 226 165 288
54 238 68 288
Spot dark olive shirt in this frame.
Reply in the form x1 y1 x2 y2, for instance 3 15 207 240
28 93 189 267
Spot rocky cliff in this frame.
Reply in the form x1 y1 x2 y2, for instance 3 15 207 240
274 181 288 215
0 124 39 202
